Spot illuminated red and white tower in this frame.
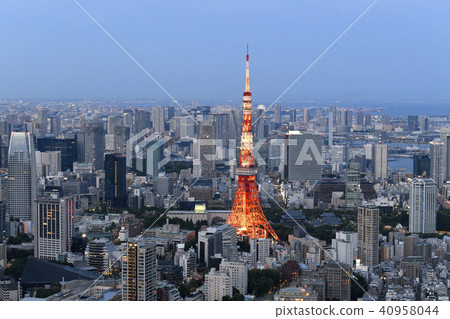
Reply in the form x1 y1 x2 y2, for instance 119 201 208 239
226 47 279 241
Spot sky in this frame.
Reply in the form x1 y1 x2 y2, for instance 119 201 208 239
0 0 449 104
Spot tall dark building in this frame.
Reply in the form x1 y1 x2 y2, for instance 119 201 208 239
104 153 127 207
408 115 419 131
413 154 431 177
114 126 130 154
356 111 364 126
289 109 297 123
134 109 151 134
364 113 372 127
84 123 105 170
36 138 77 171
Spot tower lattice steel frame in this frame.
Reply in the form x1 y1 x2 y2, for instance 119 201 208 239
226 47 279 241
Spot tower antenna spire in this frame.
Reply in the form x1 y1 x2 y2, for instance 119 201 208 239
245 44 250 92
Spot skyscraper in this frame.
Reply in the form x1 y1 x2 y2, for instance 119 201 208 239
356 111 364 126
289 109 297 123
104 153 127 207
407 115 419 131
134 109 151 134
303 108 309 123
34 194 75 260
409 177 437 234
441 128 450 182
194 119 216 178
419 116 429 132
7 132 36 222
357 205 379 266
36 137 77 172
113 126 130 154
430 139 445 187
107 115 122 135
274 105 281 124
122 240 157 301
364 113 372 127
152 106 165 133
36 107 48 137
345 162 360 210
413 154 430 177
84 123 105 170
284 131 323 182
373 143 388 180
250 237 270 267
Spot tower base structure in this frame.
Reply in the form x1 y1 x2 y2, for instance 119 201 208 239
227 175 279 240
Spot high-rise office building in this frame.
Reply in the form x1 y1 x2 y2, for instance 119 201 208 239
35 151 61 177
303 108 309 123
122 240 157 301
34 194 75 260
85 238 114 273
134 109 151 134
84 123 105 170
220 260 248 295
7 132 36 221
373 143 388 180
104 153 127 207
345 162 360 210
284 131 323 182
289 109 297 123
409 177 437 234
152 106 165 133
332 231 357 266
407 115 419 131
419 116 429 132
430 140 445 187
357 205 379 266
364 113 372 127
330 144 349 165
250 237 270 267
107 115 122 135
197 223 237 266
274 105 281 124
36 107 48 137
126 131 171 179
356 111 364 126
113 126 130 154
441 128 450 182
204 268 232 301
50 117 62 137
229 109 242 140
167 106 175 121
194 120 216 178
36 138 77 172
413 154 430 177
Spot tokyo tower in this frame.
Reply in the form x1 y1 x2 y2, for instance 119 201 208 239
226 47 279 241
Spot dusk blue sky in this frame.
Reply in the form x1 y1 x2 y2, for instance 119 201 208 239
1 0 449 103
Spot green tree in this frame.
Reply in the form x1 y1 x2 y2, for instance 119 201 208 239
248 269 280 298
351 273 368 301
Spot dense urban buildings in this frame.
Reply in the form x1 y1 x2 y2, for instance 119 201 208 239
0 57 449 305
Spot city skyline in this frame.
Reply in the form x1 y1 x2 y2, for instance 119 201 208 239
1 0 450 309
